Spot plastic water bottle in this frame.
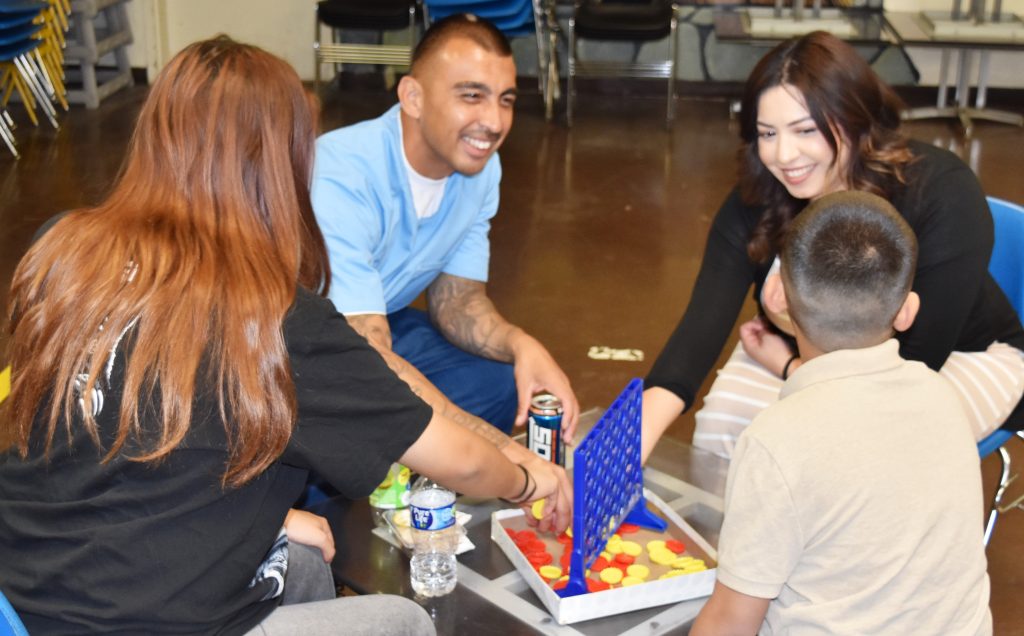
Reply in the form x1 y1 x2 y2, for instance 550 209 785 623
409 477 458 597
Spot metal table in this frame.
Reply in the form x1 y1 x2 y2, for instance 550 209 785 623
884 1 1024 133
312 410 729 635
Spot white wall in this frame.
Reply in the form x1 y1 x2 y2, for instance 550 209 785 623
126 0 320 82
125 0 1024 87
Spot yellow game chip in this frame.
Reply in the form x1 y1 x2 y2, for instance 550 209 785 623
565 527 573 538
531 499 546 520
671 556 695 568
600 551 612 561
621 576 644 587
659 570 686 580
650 549 676 565
646 540 666 552
626 564 650 580
680 564 708 574
621 541 642 557
606 542 624 555
539 565 562 580
599 568 624 585
608 533 622 544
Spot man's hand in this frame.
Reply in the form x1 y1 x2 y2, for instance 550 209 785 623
284 509 336 562
510 332 579 443
738 317 796 378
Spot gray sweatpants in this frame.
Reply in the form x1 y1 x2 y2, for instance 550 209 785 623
245 541 436 636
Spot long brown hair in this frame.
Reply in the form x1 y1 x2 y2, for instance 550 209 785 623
739 31 914 263
3 36 329 487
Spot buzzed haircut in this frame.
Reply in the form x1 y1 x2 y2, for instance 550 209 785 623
781 191 918 353
411 14 512 73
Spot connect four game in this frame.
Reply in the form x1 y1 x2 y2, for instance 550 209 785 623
558 378 666 597
491 378 718 624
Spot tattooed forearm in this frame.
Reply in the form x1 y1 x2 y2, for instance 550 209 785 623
442 404 510 450
345 314 393 351
346 311 511 451
427 274 519 362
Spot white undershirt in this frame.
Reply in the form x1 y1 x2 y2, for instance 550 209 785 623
398 115 448 220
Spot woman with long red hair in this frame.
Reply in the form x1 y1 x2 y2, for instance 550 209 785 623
0 36 567 635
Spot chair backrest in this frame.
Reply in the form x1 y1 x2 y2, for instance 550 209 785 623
424 0 534 33
987 196 1024 318
0 590 28 636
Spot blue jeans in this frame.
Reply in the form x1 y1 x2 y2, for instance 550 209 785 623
298 308 517 508
388 307 517 434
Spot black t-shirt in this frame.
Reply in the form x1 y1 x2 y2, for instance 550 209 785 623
0 287 432 634
646 140 1024 422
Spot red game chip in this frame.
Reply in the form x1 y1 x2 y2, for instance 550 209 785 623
586 578 611 593
665 539 686 554
590 556 609 572
527 551 553 567
505 528 519 541
556 532 573 545
617 522 639 534
560 552 571 568
518 530 538 541
552 579 568 591
525 539 547 554
613 553 635 566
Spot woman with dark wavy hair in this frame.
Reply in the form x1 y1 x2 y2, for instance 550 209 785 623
641 31 1024 461
0 36 568 635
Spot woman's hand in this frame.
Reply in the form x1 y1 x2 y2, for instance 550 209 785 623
284 509 336 562
519 453 572 535
739 317 796 378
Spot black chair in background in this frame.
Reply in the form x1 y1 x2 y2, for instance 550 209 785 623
567 0 678 127
313 0 418 91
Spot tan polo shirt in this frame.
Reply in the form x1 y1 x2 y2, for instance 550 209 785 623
717 339 992 635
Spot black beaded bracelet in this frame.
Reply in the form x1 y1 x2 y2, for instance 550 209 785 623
503 464 531 503
782 354 798 380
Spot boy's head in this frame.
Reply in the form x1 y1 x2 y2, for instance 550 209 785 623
769 191 919 353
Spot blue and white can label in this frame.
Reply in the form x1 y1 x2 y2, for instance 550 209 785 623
528 393 564 466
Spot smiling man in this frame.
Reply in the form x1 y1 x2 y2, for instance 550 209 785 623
311 15 577 466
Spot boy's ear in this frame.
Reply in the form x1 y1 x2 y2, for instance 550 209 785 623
893 291 920 333
397 75 423 119
763 272 788 315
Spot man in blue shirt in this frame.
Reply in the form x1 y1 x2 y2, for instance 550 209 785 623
311 15 578 463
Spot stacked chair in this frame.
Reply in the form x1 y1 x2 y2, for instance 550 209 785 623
423 0 535 36
567 0 678 128
0 0 69 158
313 0 418 92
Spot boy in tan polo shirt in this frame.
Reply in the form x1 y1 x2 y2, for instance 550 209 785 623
692 191 992 635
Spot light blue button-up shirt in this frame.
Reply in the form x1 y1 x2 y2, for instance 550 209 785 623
311 104 501 315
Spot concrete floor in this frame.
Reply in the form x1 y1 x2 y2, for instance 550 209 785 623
1 79 1022 633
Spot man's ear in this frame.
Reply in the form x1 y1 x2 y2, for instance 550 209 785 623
892 291 920 333
763 272 788 315
397 75 423 119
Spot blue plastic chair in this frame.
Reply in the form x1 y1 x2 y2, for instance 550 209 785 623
423 0 535 36
0 589 28 636
979 195 1024 545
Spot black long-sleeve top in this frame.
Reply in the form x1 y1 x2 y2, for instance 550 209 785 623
646 140 1024 427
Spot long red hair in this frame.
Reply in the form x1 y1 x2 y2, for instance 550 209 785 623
3 36 329 487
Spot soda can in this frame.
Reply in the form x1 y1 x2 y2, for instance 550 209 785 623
527 393 564 466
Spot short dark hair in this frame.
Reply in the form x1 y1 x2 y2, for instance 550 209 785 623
411 14 512 73
741 31 914 263
781 191 917 352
